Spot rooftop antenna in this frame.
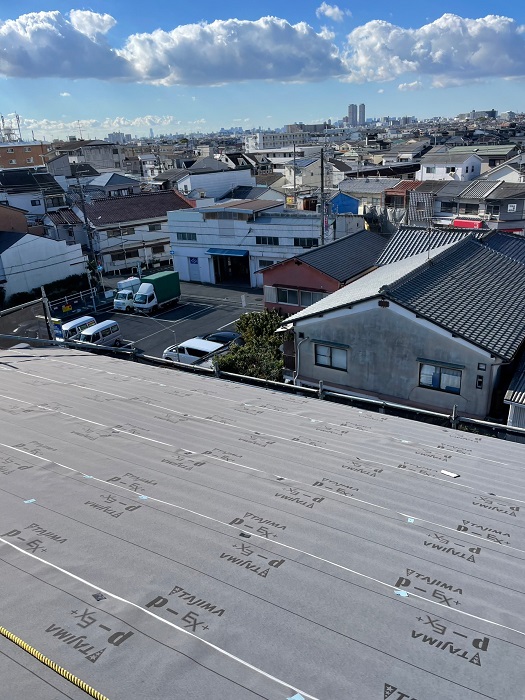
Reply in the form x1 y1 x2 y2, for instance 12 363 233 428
78 120 84 140
16 113 23 141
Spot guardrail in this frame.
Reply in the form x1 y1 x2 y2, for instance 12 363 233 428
1 334 523 442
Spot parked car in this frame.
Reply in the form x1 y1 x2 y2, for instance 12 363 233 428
200 331 244 347
162 338 224 365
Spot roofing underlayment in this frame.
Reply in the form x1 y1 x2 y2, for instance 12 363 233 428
1 346 524 699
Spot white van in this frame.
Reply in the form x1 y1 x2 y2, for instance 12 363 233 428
59 316 96 342
162 338 223 366
79 320 123 347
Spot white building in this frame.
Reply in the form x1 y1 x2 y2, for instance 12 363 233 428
417 153 482 182
168 200 331 287
0 232 84 300
244 131 310 151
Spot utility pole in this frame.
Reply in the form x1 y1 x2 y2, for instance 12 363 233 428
320 147 325 245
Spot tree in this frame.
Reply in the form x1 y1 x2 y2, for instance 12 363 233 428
216 309 286 382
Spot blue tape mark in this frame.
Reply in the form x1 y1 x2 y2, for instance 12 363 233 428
395 590 409 597
138 495 148 500
83 475 93 479
288 695 306 700
407 517 414 523
24 499 36 504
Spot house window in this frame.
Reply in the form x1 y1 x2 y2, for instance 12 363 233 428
151 245 165 254
258 259 274 268
425 166 435 174
148 223 162 231
47 196 64 207
508 203 517 213
419 363 462 394
30 199 41 206
294 237 319 248
24 147 32 152
440 201 457 213
277 288 298 305
486 204 500 217
445 167 456 174
300 290 326 307
8 159 16 164
315 344 347 371
459 203 479 215
7 148 14 153
176 231 197 241
256 236 279 245
26 157 34 163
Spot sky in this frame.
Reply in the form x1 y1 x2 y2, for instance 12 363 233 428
1 1 525 140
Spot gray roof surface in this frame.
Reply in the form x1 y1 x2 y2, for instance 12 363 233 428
433 181 471 198
339 177 401 194
413 181 449 194
420 153 481 164
487 183 525 200
294 229 387 282
85 191 193 226
386 239 525 360
484 231 525 264
2 346 525 699
377 227 473 265
459 180 500 199
286 245 456 322
88 173 140 188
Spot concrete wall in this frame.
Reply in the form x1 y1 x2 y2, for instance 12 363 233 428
294 301 496 417
1 235 84 298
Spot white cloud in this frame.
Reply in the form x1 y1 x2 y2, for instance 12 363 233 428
398 80 423 91
59 91 71 97
16 114 181 138
316 3 351 23
69 10 116 39
2 11 525 89
377 88 384 93
343 14 525 85
119 17 345 85
0 11 132 79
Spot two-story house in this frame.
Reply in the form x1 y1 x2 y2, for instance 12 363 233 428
417 153 482 181
0 170 67 221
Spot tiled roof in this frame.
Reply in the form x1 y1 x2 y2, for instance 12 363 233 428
458 180 500 199
487 183 525 200
387 239 525 360
288 237 525 360
285 245 455 323
433 181 471 198
88 173 140 188
377 227 473 265
413 181 449 194
484 231 525 264
385 181 422 194
219 186 272 201
339 177 401 194
153 168 188 182
420 153 481 164
46 208 82 226
294 230 387 283
85 191 193 226
0 170 62 196
256 173 284 186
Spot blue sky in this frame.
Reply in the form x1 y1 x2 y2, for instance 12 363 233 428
1 1 525 140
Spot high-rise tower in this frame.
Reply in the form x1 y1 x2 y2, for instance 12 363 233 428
358 103 366 126
348 104 358 127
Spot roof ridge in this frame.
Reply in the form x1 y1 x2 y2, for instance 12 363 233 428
380 236 475 295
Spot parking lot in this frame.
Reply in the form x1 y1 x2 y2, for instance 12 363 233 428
91 281 264 357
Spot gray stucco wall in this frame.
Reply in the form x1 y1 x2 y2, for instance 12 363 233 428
296 304 497 417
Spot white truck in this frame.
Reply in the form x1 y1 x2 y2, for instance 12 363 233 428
133 271 181 314
113 277 142 312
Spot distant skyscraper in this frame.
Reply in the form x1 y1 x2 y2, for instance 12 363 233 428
348 104 358 127
149 128 154 139
358 103 366 126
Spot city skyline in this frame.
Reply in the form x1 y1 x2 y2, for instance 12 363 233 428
1 1 525 139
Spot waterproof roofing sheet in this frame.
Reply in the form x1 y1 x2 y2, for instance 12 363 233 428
1 346 525 700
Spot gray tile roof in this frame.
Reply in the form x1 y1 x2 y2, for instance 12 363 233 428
285 244 455 323
484 231 525 263
387 239 525 360
289 237 525 360
294 230 387 283
413 181 449 194
459 180 500 199
85 191 193 226
487 182 525 200
377 227 473 265
433 181 470 198
339 177 401 195
88 173 140 188
420 153 481 164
